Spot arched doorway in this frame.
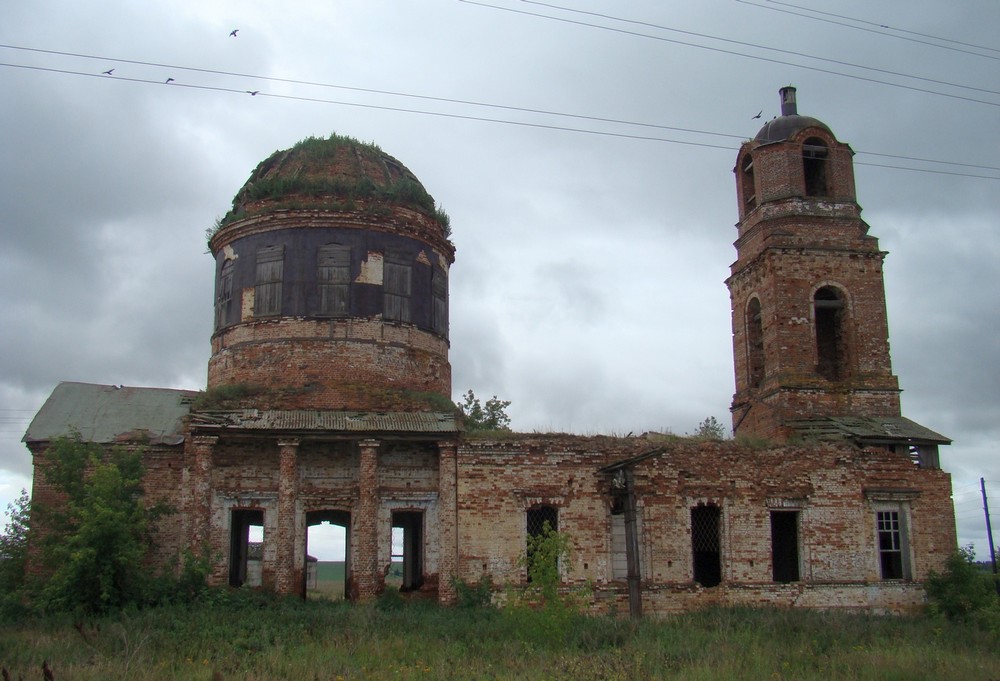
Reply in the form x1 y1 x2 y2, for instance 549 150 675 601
305 510 351 600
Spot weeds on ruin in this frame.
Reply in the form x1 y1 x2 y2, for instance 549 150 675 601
926 545 1000 631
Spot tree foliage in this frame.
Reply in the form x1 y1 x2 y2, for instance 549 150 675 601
457 389 512 432
34 436 170 614
0 489 31 606
693 416 727 440
926 545 1000 630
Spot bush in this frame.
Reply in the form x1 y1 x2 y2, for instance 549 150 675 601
926 545 1000 630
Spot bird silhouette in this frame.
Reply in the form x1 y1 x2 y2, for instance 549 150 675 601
102 68 114 75
752 110 762 119
165 77 175 83
246 90 259 96
230 29 239 37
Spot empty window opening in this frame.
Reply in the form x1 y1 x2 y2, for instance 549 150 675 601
814 286 847 381
741 154 756 210
390 511 424 592
318 244 351 316
526 505 559 583
747 297 765 389
610 496 628 580
691 504 722 587
432 266 448 336
877 509 910 580
383 251 412 322
254 245 284 317
803 137 829 197
770 511 800 583
306 510 351 600
215 259 235 330
229 509 264 588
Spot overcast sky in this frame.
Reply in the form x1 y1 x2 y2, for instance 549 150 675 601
1 0 997 558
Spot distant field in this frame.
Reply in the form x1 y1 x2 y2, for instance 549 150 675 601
309 561 403 600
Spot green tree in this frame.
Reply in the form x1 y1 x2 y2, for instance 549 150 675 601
457 389 512 432
0 489 31 608
34 436 169 614
519 521 572 606
693 416 727 440
926 545 1000 628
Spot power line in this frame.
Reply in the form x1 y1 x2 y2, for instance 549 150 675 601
1 50 998 180
460 1 1000 109
521 0 1000 96
738 0 1000 60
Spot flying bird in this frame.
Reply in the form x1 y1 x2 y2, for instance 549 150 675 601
752 110 762 119
165 77 175 83
246 90 259 96
230 29 239 37
102 68 114 75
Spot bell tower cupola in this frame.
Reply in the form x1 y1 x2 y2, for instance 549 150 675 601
727 87 903 442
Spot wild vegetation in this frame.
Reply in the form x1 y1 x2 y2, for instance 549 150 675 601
456 389 512 432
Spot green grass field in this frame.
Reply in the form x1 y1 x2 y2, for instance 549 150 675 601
1 593 997 680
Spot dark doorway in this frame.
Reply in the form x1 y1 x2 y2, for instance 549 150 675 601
526 505 559 583
391 511 424 592
691 504 721 587
770 511 800 583
229 509 264 587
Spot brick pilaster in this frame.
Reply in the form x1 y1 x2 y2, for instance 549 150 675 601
275 438 301 595
355 438 381 601
437 440 458 604
189 435 217 550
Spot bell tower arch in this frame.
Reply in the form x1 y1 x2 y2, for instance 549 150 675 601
727 87 901 441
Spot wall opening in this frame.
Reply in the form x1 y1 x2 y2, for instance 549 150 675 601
306 510 351 600
317 243 351 316
383 250 412 322
770 511 800 583
803 137 829 197
390 511 424 592
610 495 628 580
526 505 559 582
876 508 910 580
741 154 756 212
229 509 264 588
691 504 721 587
254 245 284 317
814 286 847 381
747 297 765 389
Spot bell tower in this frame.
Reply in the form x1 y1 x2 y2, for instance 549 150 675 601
727 87 902 441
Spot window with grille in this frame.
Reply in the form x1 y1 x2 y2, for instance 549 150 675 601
318 244 351 316
432 266 448 336
215 259 235 329
383 251 411 322
691 504 721 587
877 508 909 579
254 245 284 317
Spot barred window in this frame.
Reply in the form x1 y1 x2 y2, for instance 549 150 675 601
526 505 558 583
691 504 721 587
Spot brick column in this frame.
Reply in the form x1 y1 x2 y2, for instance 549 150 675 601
355 439 381 601
189 435 217 550
437 441 459 604
275 438 302 595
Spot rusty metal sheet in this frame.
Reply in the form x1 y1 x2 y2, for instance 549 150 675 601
23 382 197 445
786 416 950 445
190 409 459 434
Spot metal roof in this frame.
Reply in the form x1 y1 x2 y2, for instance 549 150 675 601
189 409 460 435
23 382 197 446
786 416 951 446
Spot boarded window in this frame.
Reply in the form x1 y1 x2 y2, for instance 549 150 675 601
383 251 411 322
803 137 829 197
609 495 642 580
814 286 846 381
747 297 764 388
318 244 351 316
432 266 448 336
877 508 909 579
254 245 284 317
691 504 721 587
215 259 235 329
770 511 800 583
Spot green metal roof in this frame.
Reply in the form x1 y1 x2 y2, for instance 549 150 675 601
23 382 197 446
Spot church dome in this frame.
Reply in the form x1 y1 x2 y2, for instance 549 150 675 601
753 86 832 143
218 134 448 232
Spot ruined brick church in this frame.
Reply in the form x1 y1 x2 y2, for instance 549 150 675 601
25 87 955 614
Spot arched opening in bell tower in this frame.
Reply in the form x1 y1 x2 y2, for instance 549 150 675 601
814 286 847 381
746 297 765 388
802 137 829 197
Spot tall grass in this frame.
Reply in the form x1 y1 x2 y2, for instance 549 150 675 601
1 593 997 680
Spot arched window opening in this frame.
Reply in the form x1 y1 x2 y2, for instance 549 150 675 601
802 137 829 197
814 286 847 381
746 297 765 388
740 154 756 211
